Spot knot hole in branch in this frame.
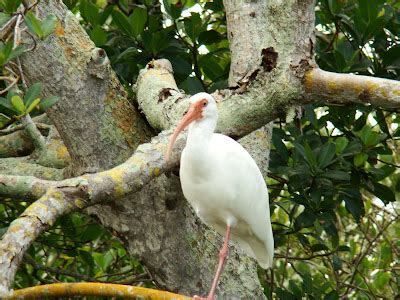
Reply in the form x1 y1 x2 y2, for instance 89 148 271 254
261 47 278 72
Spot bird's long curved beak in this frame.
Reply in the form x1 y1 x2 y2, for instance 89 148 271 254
166 103 202 161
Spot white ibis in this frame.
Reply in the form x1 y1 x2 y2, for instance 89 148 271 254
166 92 274 299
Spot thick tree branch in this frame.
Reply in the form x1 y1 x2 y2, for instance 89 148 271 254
305 68 400 108
0 157 63 180
6 282 190 299
0 131 34 158
20 1 153 176
0 131 179 293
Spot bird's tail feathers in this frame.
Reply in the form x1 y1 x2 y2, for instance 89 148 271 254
247 236 273 269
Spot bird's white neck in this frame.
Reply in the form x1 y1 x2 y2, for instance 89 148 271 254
185 117 217 165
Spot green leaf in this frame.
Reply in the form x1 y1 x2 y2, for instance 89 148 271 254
99 5 114 25
0 96 18 114
41 14 57 38
335 136 348 154
317 142 336 169
90 25 107 46
80 0 99 26
295 142 317 168
337 245 351 252
0 41 12 66
0 113 10 127
294 210 316 230
374 272 391 289
184 13 203 42
0 12 11 27
370 181 396 204
288 280 303 298
354 153 368 167
6 45 25 63
272 133 289 162
11 95 25 113
359 126 387 147
129 7 147 37
112 10 132 36
310 243 329 252
39 96 59 110
321 170 350 181
332 255 342 270
342 140 363 157
382 44 400 69
24 83 42 106
302 274 313 295
0 0 22 14
0 42 25 66
343 195 364 221
25 98 40 114
162 0 182 19
179 76 204 94
93 250 114 270
198 30 223 45
198 54 224 81
80 224 103 242
324 290 339 300
275 288 297 300
24 11 44 39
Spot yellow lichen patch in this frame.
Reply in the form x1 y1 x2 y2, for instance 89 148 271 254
366 82 379 92
392 89 400 96
127 155 145 167
351 83 363 94
255 130 267 139
303 70 314 91
74 198 86 209
327 80 337 90
23 202 49 217
54 22 65 37
104 168 126 196
56 145 70 160
31 184 46 198
152 168 161 177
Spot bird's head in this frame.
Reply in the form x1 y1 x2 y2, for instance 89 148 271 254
166 92 217 161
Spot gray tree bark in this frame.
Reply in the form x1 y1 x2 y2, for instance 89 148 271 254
13 0 269 297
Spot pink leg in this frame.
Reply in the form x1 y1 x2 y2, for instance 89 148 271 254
195 225 231 300
193 225 231 300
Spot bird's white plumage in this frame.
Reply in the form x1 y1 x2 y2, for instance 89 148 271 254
178 93 274 269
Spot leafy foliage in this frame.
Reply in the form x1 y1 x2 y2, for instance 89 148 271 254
0 0 399 299
0 83 59 117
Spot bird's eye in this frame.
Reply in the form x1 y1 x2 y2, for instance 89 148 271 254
203 100 208 107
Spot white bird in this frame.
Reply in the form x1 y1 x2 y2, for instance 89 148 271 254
166 92 274 300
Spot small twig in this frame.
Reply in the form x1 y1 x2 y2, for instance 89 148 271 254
344 218 395 295
274 250 336 260
267 172 288 184
0 76 19 95
23 0 40 12
23 254 96 282
0 122 51 135
13 14 23 48
0 15 17 40
21 114 47 151
16 57 27 89
376 158 400 168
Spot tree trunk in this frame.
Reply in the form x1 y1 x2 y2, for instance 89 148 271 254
18 0 266 297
